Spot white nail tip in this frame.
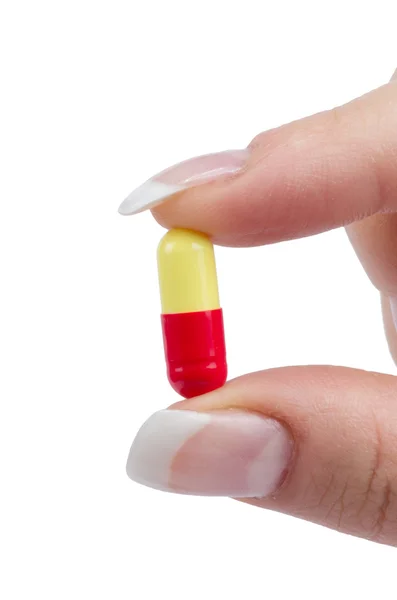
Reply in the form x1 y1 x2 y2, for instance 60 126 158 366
118 181 183 216
126 410 211 492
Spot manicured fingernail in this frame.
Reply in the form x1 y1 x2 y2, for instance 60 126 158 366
118 149 249 216
126 409 293 497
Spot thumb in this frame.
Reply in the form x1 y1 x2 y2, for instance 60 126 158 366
126 366 397 546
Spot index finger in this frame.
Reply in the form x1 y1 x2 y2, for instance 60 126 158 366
148 81 397 247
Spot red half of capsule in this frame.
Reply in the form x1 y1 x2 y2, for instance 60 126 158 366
161 308 227 399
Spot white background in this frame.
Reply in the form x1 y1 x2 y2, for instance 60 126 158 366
1 1 396 598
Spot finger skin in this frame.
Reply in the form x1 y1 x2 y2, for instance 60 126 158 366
153 82 397 247
347 215 397 296
173 366 397 545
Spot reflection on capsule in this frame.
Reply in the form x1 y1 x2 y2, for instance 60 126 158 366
157 228 227 398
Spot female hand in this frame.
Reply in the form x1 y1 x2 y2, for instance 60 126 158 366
120 70 397 546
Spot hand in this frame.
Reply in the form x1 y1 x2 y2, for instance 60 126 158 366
121 70 397 546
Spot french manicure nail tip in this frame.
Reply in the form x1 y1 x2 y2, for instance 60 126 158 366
126 409 292 497
126 410 212 492
118 181 183 216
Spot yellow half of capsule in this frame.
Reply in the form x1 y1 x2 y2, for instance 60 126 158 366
157 228 220 314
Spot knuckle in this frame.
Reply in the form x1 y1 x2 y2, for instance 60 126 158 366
368 477 397 543
349 417 397 542
359 418 397 542
306 417 397 543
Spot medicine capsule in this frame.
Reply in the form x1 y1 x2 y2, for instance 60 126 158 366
157 228 227 398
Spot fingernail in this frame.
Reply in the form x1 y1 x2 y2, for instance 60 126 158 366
118 149 249 216
126 409 293 497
